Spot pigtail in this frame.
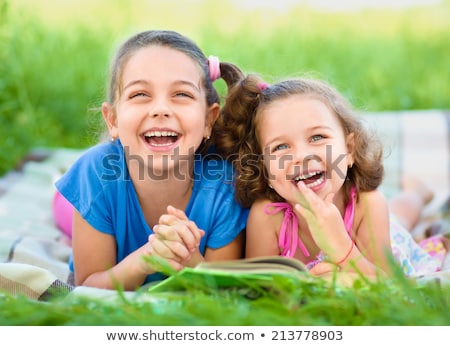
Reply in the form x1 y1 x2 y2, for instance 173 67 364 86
213 74 266 160
211 73 274 207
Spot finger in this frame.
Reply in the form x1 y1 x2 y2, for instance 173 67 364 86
296 181 329 213
156 221 199 251
167 205 204 249
148 234 179 261
294 202 317 229
149 234 191 262
158 213 181 226
142 244 183 272
309 261 339 276
324 192 335 204
294 181 316 210
167 205 189 221
183 220 205 250
153 224 183 243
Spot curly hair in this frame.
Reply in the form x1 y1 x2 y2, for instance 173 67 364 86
213 76 384 208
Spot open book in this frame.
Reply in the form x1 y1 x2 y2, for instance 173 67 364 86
147 256 310 293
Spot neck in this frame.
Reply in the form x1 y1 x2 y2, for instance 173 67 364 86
131 166 194 228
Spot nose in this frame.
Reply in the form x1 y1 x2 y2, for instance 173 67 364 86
148 97 172 118
292 144 321 167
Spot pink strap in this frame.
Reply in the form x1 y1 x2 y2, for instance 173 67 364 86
264 202 310 258
343 186 357 234
208 55 221 82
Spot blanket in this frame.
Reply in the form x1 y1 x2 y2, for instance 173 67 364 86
0 110 449 300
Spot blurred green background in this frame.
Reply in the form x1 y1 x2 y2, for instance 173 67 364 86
1 0 449 176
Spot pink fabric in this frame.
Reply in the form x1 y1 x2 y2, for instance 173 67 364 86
343 186 357 232
265 187 356 259
264 202 310 258
52 190 73 238
208 55 221 82
418 235 447 264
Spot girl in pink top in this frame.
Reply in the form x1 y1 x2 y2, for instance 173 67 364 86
213 76 443 278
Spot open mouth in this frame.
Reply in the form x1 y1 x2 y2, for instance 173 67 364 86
293 170 325 188
143 130 179 147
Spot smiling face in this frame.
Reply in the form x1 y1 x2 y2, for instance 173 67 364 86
258 94 354 205
102 45 219 176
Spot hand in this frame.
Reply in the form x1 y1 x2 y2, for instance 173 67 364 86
149 205 205 270
293 181 349 258
309 261 339 276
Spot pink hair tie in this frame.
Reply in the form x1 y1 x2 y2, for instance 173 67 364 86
257 81 270 90
208 55 221 82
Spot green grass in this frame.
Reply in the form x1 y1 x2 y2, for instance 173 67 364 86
1 272 450 326
0 0 449 176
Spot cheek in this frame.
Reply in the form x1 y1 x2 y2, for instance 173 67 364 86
264 156 282 179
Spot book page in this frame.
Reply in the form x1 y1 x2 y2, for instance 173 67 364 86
195 256 308 274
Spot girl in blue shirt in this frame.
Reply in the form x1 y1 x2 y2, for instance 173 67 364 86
56 30 248 290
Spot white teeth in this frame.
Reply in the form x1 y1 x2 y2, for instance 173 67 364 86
303 174 325 188
294 170 321 182
144 131 178 137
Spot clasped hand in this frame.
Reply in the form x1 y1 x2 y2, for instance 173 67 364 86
147 205 205 271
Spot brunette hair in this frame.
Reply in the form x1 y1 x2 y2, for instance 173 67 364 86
213 75 384 208
105 29 243 154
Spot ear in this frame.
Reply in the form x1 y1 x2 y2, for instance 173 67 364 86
102 102 119 139
346 132 355 167
204 103 220 139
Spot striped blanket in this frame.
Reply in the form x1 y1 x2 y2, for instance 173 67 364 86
0 110 449 300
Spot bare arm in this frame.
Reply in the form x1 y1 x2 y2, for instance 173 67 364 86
245 199 281 258
72 210 157 291
351 190 393 274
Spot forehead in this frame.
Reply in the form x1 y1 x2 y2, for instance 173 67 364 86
121 45 203 84
258 95 341 132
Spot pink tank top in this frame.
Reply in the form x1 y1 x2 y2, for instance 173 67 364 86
264 186 356 263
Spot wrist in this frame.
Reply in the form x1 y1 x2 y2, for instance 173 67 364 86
334 240 355 266
184 251 204 267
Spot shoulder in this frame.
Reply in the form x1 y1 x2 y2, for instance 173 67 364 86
246 199 282 256
65 141 126 181
55 141 127 205
247 199 283 231
81 140 123 169
65 141 122 171
358 189 388 209
353 189 389 232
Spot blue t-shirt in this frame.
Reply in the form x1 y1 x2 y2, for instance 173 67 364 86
55 140 249 283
